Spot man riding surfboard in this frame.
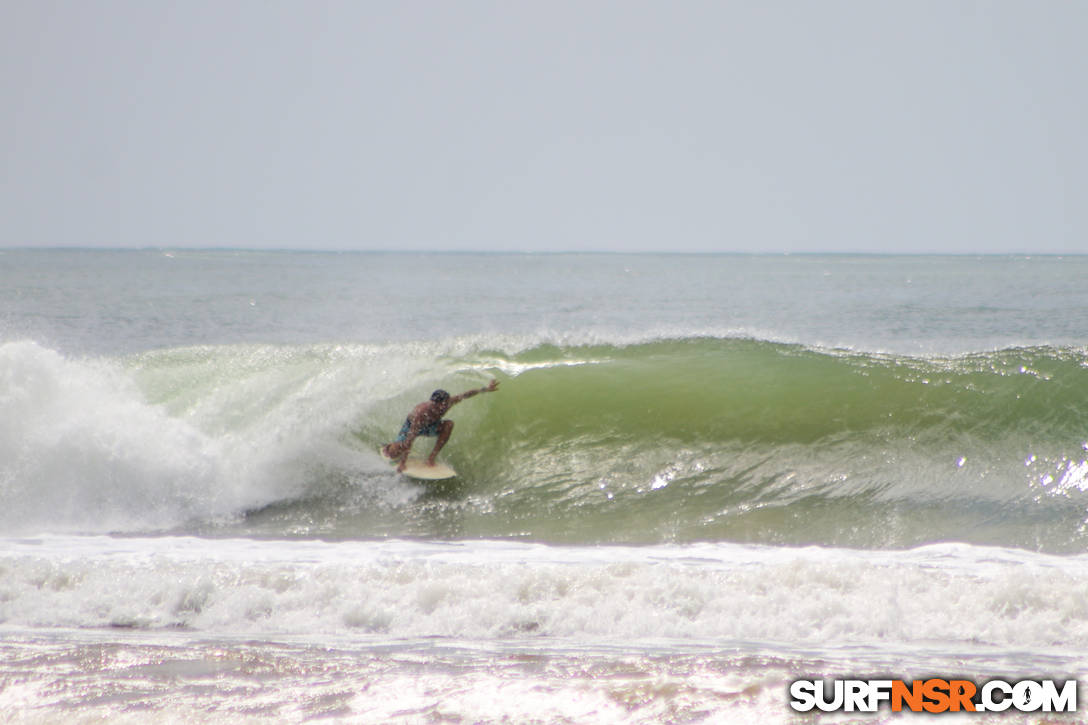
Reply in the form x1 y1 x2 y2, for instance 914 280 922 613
382 380 499 472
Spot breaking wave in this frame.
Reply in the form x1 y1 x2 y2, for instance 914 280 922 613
2 336 1086 551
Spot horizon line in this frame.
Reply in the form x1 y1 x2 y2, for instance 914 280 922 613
0 246 1083 258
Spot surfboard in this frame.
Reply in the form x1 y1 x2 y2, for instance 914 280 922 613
380 448 457 480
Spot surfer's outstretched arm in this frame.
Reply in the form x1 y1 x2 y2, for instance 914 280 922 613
450 379 500 405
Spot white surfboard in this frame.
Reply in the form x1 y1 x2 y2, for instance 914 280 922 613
380 448 457 480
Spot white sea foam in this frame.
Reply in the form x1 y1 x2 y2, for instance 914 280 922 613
3 536 1087 655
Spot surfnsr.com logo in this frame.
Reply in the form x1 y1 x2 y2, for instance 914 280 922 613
789 679 1077 714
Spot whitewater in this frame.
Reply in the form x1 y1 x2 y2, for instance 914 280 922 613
1 251 1087 723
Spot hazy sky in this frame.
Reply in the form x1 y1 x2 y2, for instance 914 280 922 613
2 1 1085 253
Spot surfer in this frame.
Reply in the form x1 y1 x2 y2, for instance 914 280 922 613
382 380 500 472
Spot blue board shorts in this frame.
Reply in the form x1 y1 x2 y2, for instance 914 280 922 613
395 417 441 442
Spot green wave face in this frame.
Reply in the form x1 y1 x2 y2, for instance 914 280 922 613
6 337 1086 550
441 339 1088 550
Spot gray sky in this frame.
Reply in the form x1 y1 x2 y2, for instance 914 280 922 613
2 1 1085 253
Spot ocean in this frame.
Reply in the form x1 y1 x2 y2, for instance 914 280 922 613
1 250 1087 723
